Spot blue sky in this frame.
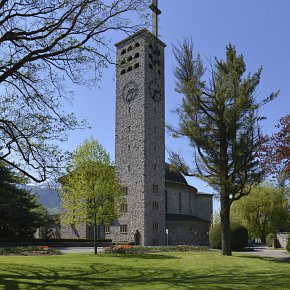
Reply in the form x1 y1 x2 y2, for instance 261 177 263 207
62 0 290 208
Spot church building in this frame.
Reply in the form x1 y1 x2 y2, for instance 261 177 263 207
60 1 213 246
103 0 213 246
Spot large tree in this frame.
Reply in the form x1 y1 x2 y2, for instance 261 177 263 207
168 40 278 255
0 161 46 240
231 185 289 242
61 138 124 254
0 0 149 182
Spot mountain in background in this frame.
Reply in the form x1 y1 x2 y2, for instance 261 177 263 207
26 184 61 214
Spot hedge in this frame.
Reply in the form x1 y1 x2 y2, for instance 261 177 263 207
209 222 248 251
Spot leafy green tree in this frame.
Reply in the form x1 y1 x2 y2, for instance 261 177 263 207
0 162 47 240
168 40 278 255
231 185 289 242
0 0 149 182
61 138 124 254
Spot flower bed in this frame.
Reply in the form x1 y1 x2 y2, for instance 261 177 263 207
105 244 210 254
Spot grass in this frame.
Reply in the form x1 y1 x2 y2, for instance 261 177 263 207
0 251 289 289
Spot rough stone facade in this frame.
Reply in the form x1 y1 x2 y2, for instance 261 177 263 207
60 223 87 239
166 220 209 245
277 232 290 248
106 29 166 245
164 179 212 245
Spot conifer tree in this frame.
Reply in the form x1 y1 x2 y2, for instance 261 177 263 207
0 162 46 240
169 41 278 255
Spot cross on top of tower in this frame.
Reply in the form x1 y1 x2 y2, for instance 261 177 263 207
149 0 161 37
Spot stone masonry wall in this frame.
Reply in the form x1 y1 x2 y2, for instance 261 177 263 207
107 30 166 245
165 220 210 245
195 193 213 222
60 223 87 239
277 232 289 248
166 182 196 215
165 182 212 223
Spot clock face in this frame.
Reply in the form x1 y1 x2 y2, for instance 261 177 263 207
149 80 162 103
122 81 138 102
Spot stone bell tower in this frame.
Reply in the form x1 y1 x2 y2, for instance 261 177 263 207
107 1 166 245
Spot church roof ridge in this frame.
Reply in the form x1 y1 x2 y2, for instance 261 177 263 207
115 28 166 48
165 213 209 223
197 192 215 196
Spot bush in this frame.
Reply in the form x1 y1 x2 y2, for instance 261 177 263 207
286 234 290 253
0 246 61 255
266 233 276 247
209 223 222 249
209 222 248 251
231 223 248 251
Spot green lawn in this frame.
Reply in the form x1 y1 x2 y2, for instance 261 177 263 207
0 252 289 289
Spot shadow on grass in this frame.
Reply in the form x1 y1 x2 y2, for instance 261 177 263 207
0 255 290 289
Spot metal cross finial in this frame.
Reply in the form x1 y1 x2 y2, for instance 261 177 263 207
149 0 161 37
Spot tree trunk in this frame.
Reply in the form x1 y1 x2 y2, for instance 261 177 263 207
261 228 266 244
220 196 232 256
94 214 98 254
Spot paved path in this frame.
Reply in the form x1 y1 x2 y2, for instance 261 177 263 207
241 247 290 261
57 246 290 261
56 247 105 254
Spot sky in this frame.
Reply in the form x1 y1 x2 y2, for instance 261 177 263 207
60 0 290 209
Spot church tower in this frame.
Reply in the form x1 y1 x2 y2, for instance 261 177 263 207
113 1 166 245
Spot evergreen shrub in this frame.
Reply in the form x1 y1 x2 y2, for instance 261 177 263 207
209 222 248 251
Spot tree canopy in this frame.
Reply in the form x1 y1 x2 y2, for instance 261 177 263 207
231 184 289 242
260 115 290 183
169 40 278 255
0 0 149 182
